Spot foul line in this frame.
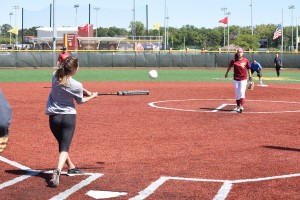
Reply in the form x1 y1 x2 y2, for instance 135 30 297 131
0 156 103 199
130 173 300 200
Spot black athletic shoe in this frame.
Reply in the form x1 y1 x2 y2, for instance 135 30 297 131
49 169 60 187
67 167 84 175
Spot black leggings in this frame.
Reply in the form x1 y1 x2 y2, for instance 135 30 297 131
49 114 76 152
276 67 281 77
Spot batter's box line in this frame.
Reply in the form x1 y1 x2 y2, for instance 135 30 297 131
129 173 300 200
0 156 103 200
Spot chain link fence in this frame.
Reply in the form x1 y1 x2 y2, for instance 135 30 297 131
0 51 299 68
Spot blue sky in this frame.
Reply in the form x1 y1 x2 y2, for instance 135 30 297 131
1 0 299 30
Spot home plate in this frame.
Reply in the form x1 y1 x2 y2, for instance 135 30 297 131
257 84 268 87
86 190 127 199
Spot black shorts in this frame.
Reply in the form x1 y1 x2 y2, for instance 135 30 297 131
49 114 76 152
251 69 262 77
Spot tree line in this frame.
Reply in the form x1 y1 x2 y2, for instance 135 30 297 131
0 21 295 51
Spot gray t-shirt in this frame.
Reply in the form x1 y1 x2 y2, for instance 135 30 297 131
46 75 83 115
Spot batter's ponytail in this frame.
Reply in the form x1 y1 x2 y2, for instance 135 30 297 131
55 57 79 86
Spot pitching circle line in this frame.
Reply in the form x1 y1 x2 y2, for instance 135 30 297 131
148 99 300 114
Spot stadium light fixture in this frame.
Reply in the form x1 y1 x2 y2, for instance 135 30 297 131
74 4 79 26
93 7 100 37
289 5 295 51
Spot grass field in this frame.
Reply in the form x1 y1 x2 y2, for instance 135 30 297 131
0 68 300 83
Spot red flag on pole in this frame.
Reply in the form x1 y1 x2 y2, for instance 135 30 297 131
218 17 228 24
79 24 89 32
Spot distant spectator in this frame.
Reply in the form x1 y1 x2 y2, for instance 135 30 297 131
273 53 282 77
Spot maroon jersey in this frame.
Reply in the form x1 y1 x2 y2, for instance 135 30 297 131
57 52 71 66
229 57 250 81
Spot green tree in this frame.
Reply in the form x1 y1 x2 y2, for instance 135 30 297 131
107 26 128 37
0 24 13 36
97 27 109 37
129 21 146 36
233 34 260 50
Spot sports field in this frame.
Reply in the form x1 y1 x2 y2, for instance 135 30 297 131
1 68 300 199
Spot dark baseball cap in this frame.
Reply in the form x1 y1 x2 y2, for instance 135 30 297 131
61 47 67 50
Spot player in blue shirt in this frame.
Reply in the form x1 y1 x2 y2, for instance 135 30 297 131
0 90 12 153
250 60 263 85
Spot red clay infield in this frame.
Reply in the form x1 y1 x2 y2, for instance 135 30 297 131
1 81 300 199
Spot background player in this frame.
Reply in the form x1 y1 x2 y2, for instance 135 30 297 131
250 60 263 85
57 47 71 68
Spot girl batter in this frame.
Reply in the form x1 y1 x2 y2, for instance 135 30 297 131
46 56 98 187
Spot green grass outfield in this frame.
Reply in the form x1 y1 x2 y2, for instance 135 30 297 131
0 68 300 83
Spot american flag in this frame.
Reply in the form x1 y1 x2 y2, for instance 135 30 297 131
273 25 282 40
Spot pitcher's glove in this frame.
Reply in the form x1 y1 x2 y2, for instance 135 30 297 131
0 135 9 153
247 77 254 90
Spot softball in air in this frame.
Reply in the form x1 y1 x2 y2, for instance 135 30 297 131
148 70 158 79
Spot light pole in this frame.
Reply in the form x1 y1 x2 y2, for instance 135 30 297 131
166 8 169 47
250 0 253 35
132 0 136 38
289 5 295 51
94 7 100 37
74 4 79 26
296 17 298 52
164 0 167 50
9 12 13 45
221 7 227 47
12 5 19 46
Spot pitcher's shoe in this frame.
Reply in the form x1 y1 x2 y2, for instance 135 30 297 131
239 106 244 113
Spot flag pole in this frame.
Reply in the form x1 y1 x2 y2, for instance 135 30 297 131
281 9 284 52
52 0 57 68
227 21 229 52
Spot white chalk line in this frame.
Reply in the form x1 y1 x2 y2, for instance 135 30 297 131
130 173 300 200
149 99 300 114
50 173 103 200
0 156 103 199
211 104 228 112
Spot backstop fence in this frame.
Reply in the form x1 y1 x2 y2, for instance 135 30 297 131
0 51 299 69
